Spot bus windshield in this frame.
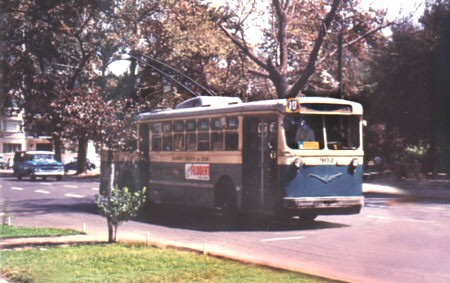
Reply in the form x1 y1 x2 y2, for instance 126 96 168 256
284 114 360 150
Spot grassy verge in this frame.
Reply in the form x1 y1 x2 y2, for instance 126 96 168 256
1 244 333 283
0 225 81 239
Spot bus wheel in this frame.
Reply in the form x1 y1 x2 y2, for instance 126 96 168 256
213 177 237 228
56 175 62 181
30 175 36 181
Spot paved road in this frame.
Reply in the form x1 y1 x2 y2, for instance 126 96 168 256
1 172 450 283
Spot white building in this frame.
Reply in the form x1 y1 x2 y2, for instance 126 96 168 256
0 108 94 166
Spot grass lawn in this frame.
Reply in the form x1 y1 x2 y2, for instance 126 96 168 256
0 225 82 239
1 244 334 283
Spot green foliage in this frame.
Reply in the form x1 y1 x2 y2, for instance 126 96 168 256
1 244 330 283
96 186 147 227
366 1 450 172
0 225 81 239
96 186 147 242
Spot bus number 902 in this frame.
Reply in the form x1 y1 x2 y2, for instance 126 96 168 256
320 157 335 164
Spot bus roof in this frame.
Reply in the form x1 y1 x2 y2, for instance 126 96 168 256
136 97 363 122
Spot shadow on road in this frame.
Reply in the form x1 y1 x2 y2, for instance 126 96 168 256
4 198 98 217
3 195 349 232
134 205 349 232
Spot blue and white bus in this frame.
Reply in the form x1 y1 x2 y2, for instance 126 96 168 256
108 96 364 221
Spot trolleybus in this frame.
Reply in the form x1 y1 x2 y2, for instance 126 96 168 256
105 96 364 221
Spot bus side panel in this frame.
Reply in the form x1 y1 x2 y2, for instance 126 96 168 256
148 162 242 209
186 163 242 208
149 162 186 205
282 165 363 198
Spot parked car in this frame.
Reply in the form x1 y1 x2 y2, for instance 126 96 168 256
0 154 6 169
15 151 64 181
64 158 96 172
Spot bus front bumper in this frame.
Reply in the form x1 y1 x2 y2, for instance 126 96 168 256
283 196 364 212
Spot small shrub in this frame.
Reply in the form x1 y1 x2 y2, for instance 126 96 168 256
96 186 146 242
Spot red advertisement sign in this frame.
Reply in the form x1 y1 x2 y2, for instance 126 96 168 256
185 163 210 181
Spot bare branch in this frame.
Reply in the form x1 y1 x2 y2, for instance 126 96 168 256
288 0 341 98
317 22 393 66
248 69 271 78
218 23 269 72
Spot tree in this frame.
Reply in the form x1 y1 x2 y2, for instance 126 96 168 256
96 186 147 243
215 0 390 99
111 0 250 106
1 0 113 163
368 0 450 173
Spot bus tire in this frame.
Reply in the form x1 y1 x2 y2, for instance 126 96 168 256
213 177 237 227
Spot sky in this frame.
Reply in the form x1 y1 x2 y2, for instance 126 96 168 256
364 0 425 21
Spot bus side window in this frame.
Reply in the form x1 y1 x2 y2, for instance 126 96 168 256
163 135 173 151
174 121 185 151
174 134 185 151
225 132 238 150
187 133 196 150
186 120 196 151
152 135 161 151
211 132 224 150
162 122 173 151
198 133 210 151
225 116 239 151
211 117 225 151
198 119 210 151
151 123 162 151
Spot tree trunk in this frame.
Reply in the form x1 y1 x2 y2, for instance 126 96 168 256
108 218 114 243
52 132 63 162
77 135 88 174
107 153 115 243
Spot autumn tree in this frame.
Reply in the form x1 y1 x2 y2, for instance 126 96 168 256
214 0 390 99
108 0 250 107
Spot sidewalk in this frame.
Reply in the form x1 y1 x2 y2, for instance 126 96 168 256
363 176 450 201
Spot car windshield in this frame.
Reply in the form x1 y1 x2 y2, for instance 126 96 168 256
28 154 54 160
284 114 360 150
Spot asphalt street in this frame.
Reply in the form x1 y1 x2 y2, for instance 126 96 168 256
1 171 450 283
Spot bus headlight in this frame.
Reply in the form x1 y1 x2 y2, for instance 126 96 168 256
293 158 303 169
349 158 359 173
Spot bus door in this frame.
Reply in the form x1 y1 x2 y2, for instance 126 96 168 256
242 115 278 212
